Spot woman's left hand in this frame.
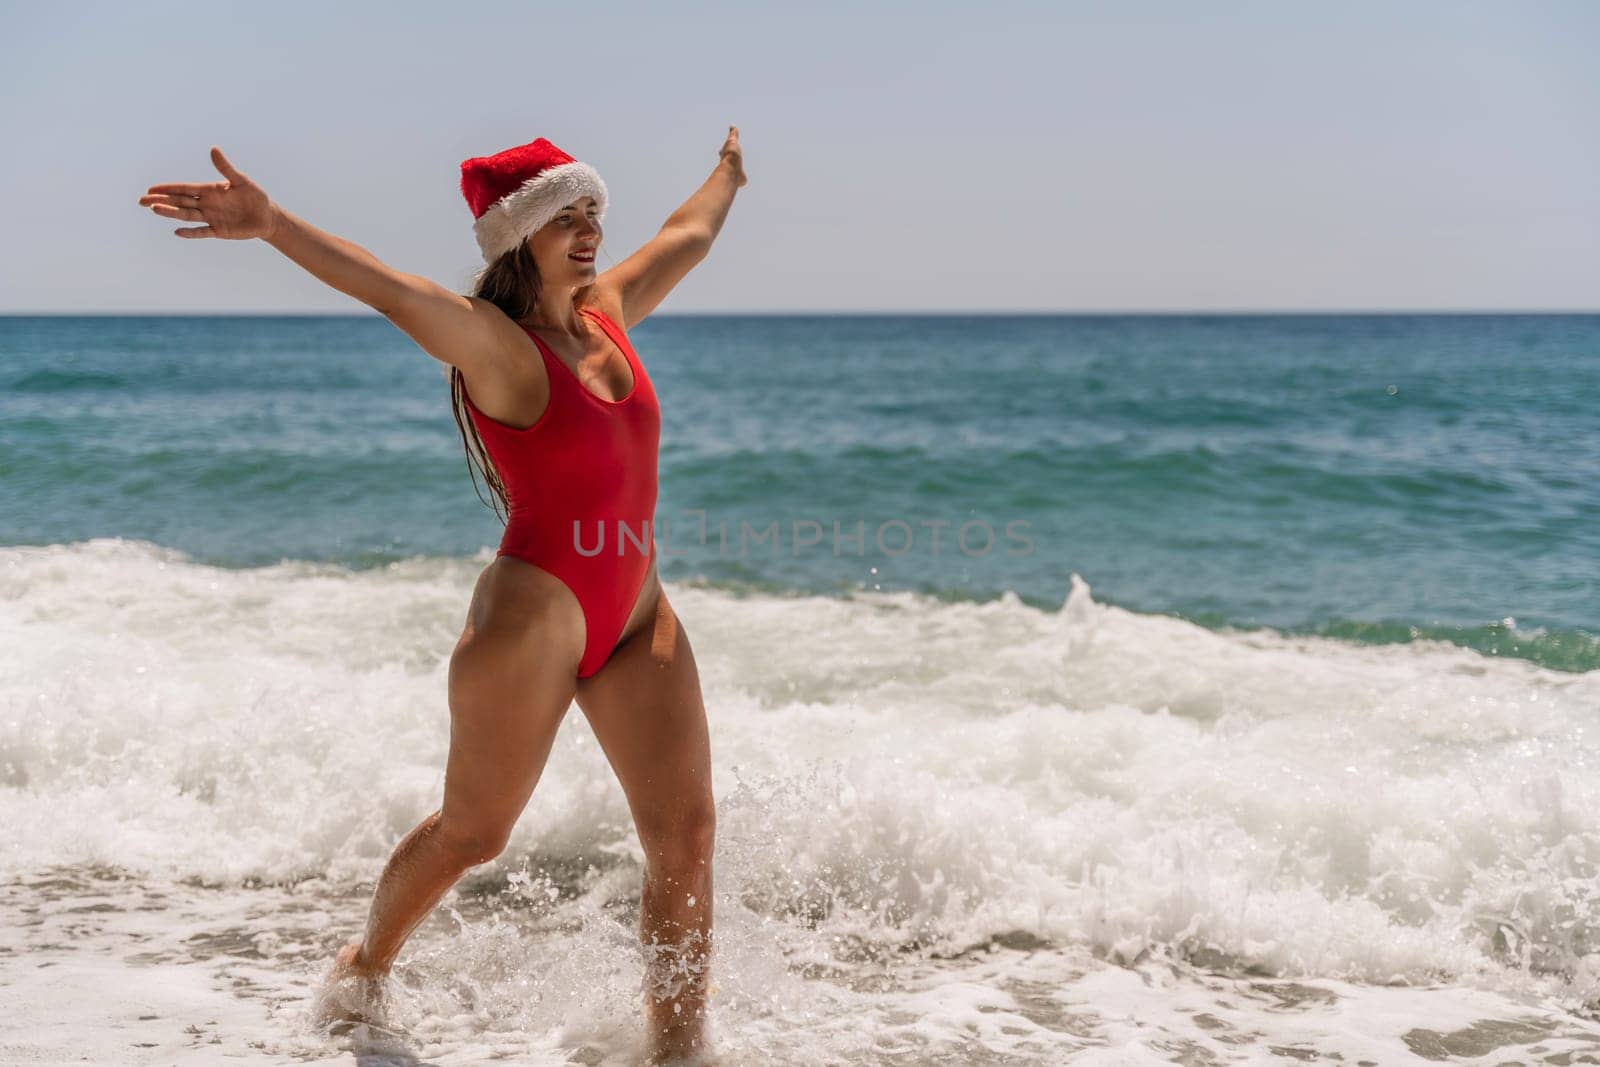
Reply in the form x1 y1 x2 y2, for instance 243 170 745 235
719 126 748 188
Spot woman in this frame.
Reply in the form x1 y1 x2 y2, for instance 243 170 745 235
138 128 747 1063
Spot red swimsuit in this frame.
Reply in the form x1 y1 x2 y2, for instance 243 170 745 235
460 306 660 677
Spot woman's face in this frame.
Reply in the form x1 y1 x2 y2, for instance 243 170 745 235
525 196 601 285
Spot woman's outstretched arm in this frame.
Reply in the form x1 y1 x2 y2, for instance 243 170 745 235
597 126 748 329
139 147 507 372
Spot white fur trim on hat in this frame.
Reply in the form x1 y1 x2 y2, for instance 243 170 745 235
472 161 609 261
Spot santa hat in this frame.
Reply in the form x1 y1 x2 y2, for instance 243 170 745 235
459 137 608 262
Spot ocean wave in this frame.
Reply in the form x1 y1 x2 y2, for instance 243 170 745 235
1306 616 1600 674
3 542 1600 1013
8 368 129 392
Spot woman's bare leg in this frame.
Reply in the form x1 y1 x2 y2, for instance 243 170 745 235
575 591 716 1062
319 559 585 1017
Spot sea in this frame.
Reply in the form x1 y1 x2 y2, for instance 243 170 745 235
2 312 1598 1065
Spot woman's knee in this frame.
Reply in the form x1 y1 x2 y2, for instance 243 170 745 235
640 802 716 873
434 812 514 867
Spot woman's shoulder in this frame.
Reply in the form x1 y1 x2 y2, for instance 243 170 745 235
579 282 630 333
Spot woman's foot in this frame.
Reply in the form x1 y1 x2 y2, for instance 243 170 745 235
311 940 391 1030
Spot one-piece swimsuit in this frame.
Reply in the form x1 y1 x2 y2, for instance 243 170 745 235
460 306 660 677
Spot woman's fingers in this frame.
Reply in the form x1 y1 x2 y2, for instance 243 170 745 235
174 225 216 239
145 181 216 198
146 201 205 222
139 193 207 221
210 146 246 184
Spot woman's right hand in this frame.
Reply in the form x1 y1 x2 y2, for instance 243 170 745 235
138 147 277 240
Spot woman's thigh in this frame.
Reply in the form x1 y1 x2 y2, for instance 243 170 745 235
573 591 715 856
438 557 587 856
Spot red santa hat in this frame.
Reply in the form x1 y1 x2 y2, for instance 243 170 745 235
459 137 609 262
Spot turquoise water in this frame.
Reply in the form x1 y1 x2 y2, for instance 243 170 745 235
8 313 1600 1064
2 313 1596 669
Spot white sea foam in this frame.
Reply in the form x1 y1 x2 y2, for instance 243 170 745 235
4 537 1600 1064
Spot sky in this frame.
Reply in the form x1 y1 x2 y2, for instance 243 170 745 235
2 0 1597 313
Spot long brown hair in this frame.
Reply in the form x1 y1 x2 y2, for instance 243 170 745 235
449 242 596 524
